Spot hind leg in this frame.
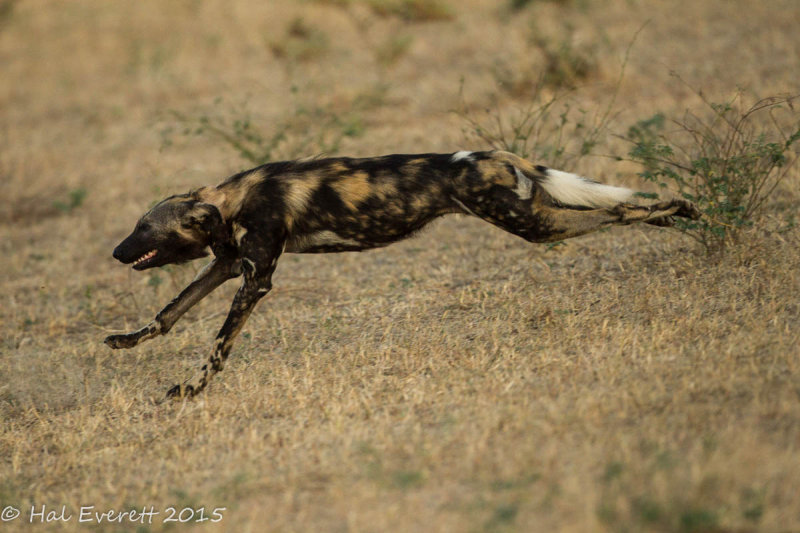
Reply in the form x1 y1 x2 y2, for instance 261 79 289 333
453 189 698 243
540 198 698 241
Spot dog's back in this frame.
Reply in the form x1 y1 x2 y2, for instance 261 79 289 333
207 153 471 253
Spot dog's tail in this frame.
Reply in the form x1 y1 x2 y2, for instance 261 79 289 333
493 151 635 209
537 167 634 208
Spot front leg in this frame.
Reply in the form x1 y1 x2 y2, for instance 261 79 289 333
104 258 240 349
168 231 284 398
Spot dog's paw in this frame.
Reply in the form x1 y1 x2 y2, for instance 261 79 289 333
104 333 140 349
166 383 195 400
675 199 701 220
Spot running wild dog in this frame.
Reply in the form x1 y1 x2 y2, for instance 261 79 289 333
106 150 700 398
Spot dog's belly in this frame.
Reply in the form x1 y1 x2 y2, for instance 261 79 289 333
285 230 378 253
285 212 439 253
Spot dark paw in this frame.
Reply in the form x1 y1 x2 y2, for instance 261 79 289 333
166 383 194 400
677 200 701 220
104 333 139 349
650 199 701 221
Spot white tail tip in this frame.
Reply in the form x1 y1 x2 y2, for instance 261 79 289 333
540 168 634 208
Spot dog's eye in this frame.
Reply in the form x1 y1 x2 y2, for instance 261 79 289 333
138 222 151 232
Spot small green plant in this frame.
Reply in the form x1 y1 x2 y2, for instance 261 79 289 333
309 0 351 6
510 0 572 9
269 17 330 63
490 21 597 97
455 77 617 170
740 487 765 525
0 0 17 29
457 25 639 168
509 0 534 8
623 87 800 253
484 502 519 530
53 187 87 214
169 89 367 166
147 272 162 290
530 24 597 90
375 33 414 68
365 0 453 22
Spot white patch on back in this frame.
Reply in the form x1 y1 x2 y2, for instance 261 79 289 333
513 167 533 200
451 151 474 163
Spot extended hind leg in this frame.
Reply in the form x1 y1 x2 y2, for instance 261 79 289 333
453 189 698 243
537 199 697 242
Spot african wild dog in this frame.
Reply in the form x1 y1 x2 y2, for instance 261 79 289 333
106 150 699 398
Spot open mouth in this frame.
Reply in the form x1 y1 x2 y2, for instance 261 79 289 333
132 249 158 269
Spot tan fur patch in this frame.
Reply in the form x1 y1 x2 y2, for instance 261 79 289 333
332 171 371 211
370 175 398 200
175 223 201 244
411 192 434 212
285 178 317 214
327 161 349 174
491 151 540 176
206 170 265 221
475 159 515 188
232 222 248 245
194 185 225 206
283 176 319 230
403 158 426 174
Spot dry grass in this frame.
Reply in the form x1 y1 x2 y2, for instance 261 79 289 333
1 1 800 531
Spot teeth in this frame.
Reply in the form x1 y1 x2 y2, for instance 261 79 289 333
133 249 157 265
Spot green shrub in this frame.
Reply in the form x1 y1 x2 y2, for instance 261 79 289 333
623 89 800 253
169 90 367 166
529 23 597 90
456 26 637 168
53 187 87 214
455 75 617 170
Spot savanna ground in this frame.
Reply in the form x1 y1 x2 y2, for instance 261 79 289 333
1 1 799 531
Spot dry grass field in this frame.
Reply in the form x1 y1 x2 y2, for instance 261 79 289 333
1 1 799 531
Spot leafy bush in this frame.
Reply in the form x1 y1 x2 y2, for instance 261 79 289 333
456 65 621 170
168 90 367 166
456 89 602 169
53 187 87 214
623 89 800 253
530 25 597 90
456 26 639 168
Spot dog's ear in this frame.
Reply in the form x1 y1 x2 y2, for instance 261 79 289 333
185 202 236 258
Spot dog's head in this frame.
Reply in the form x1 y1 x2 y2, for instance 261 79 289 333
112 193 224 270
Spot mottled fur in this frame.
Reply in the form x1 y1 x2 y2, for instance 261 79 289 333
106 151 699 398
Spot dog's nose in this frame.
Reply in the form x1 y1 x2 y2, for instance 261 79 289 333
112 245 124 261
